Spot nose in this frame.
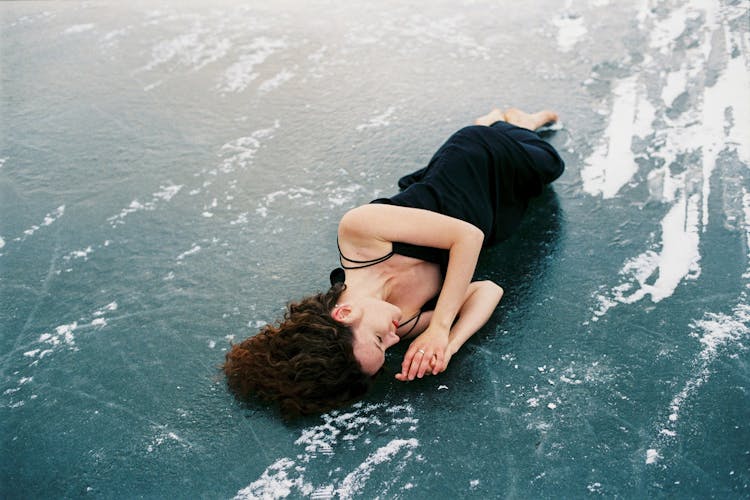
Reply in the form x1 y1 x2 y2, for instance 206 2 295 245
386 330 400 348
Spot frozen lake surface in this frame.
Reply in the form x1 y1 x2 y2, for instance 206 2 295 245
1 0 749 497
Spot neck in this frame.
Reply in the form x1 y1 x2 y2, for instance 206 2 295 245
339 267 392 303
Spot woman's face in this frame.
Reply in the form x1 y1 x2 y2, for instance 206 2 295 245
335 298 402 375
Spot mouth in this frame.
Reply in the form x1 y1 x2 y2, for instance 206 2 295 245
392 320 400 329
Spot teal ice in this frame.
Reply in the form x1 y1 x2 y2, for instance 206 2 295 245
1 0 748 498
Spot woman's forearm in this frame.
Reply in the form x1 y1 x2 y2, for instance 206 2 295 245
430 224 485 332
447 281 504 356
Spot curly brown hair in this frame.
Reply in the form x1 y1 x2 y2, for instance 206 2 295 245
222 283 374 416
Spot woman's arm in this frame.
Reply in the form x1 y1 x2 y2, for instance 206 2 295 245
441 280 503 372
339 204 485 378
394 280 503 381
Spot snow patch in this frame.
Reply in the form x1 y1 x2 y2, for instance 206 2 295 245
356 107 396 132
581 76 651 198
259 69 294 93
63 24 95 34
218 37 287 93
553 15 587 52
108 184 182 226
236 403 419 498
177 244 202 261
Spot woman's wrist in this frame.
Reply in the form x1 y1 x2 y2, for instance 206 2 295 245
430 316 454 332
446 337 459 356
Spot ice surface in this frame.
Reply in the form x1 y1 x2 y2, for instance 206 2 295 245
1 0 748 497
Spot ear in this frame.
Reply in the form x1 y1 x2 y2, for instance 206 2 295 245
331 304 353 323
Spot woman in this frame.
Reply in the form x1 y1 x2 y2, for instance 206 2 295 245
223 107 564 416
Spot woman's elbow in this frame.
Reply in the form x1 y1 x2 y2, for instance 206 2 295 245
477 280 504 303
468 224 485 246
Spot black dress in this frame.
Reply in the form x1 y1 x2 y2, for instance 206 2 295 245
371 121 564 258
331 120 564 289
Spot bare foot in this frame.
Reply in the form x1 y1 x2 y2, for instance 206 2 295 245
474 108 506 126
503 108 558 130
474 107 558 130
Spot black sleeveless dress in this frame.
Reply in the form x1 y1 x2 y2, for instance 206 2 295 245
372 122 565 246
370 121 564 263
331 120 564 290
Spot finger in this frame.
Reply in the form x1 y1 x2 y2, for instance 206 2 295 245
431 355 442 374
432 354 445 374
405 345 424 369
440 358 449 373
401 350 415 375
432 350 445 374
407 350 424 380
407 356 420 380
395 372 407 381
417 351 433 378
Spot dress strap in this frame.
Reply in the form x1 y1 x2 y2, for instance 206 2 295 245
399 310 423 336
337 238 395 270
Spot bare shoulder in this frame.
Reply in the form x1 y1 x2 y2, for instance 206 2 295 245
340 204 401 226
339 204 412 238
339 204 379 230
337 205 393 257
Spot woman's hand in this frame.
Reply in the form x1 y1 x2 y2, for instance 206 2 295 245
432 345 453 374
395 325 449 381
394 281 503 382
395 346 454 381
